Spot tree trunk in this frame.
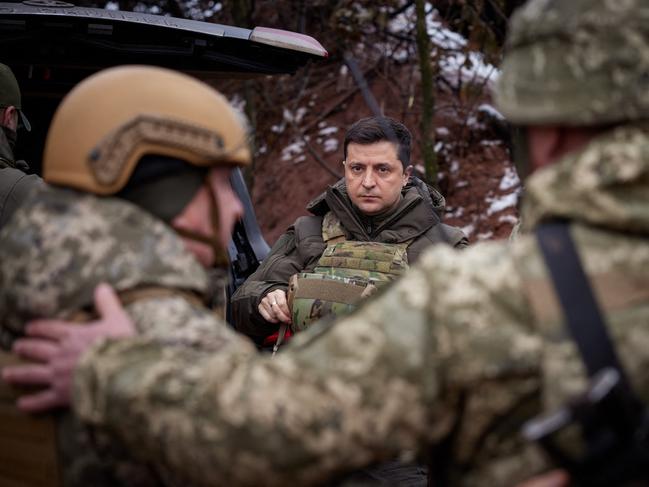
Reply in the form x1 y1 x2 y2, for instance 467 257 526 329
415 0 437 183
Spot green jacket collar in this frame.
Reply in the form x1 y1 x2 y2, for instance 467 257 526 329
306 176 445 242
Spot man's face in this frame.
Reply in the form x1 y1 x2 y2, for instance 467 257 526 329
344 141 412 216
172 166 243 267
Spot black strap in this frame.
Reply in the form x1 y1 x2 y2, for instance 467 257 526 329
536 221 631 390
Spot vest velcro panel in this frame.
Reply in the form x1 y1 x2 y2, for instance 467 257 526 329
288 273 376 332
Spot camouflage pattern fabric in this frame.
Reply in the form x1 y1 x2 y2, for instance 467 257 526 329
0 185 219 486
290 273 372 332
0 185 208 348
320 210 346 243
496 0 649 126
291 236 409 330
315 239 409 277
73 123 649 486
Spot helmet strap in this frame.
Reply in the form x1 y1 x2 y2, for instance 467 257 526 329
174 180 229 268
511 125 531 179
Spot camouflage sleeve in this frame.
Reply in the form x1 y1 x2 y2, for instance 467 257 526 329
125 295 229 342
74 242 544 487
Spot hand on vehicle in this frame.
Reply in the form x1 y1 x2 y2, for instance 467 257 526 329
2 283 135 413
258 289 292 324
515 470 570 487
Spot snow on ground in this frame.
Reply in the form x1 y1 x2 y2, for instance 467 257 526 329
461 223 475 238
486 191 518 216
228 94 246 113
388 3 499 87
446 206 464 218
318 126 339 136
465 115 481 128
283 107 308 124
323 138 339 153
477 103 505 121
282 139 306 162
439 51 497 86
498 214 518 225
475 230 494 241
499 166 521 191
182 0 223 20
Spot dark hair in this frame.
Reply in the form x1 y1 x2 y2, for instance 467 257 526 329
343 116 412 168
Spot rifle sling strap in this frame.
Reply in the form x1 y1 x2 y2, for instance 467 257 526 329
536 221 631 390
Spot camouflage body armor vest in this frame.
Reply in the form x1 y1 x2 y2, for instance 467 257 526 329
289 212 411 331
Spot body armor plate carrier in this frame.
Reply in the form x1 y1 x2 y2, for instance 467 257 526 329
289 212 411 332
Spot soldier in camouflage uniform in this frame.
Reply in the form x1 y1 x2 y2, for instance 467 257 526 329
0 62 41 228
0 66 251 486
5 0 649 485
232 116 467 348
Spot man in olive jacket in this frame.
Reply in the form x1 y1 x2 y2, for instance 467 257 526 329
0 63 41 228
232 116 467 343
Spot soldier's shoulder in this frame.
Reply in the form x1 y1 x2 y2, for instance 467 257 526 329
416 236 514 276
126 293 231 346
0 186 207 337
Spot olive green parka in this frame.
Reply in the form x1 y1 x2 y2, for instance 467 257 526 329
231 176 467 340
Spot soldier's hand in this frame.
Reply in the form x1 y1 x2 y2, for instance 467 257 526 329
1 283 135 413
515 470 570 487
259 289 292 324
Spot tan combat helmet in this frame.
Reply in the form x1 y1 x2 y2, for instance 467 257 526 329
44 65 250 193
495 0 649 127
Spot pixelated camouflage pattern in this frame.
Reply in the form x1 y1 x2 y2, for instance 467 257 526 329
496 0 649 125
0 184 215 486
291 240 409 330
74 122 649 486
0 185 208 349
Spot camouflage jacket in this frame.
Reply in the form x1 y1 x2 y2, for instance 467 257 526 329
231 176 467 340
0 185 224 486
74 123 649 486
0 128 41 229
